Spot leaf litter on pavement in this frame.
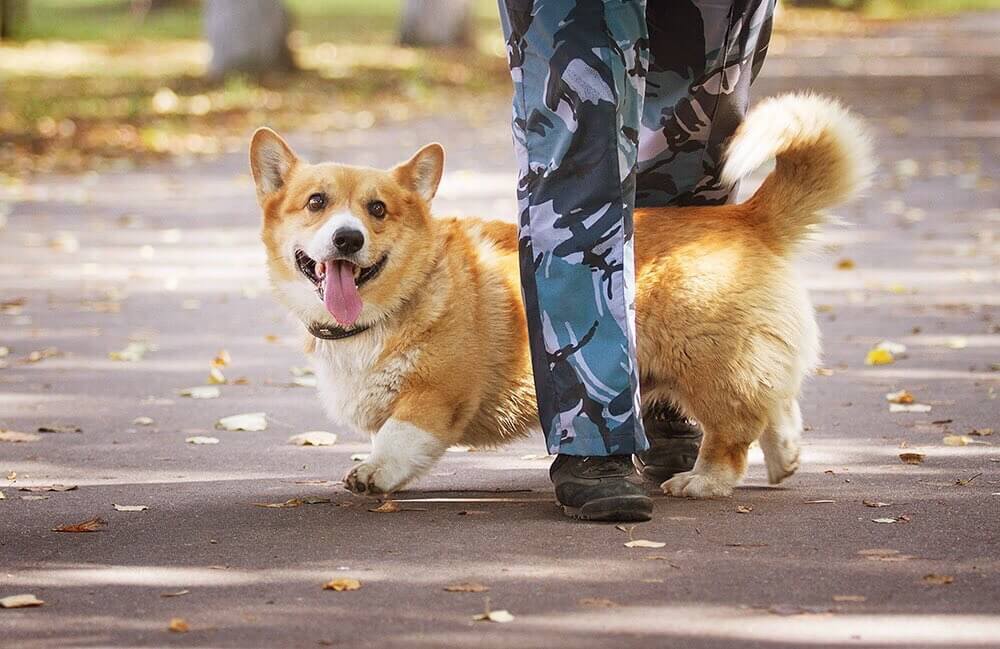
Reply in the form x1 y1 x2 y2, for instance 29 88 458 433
52 517 105 532
216 412 267 432
0 594 44 608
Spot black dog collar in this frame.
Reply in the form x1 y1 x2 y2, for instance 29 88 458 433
307 321 371 340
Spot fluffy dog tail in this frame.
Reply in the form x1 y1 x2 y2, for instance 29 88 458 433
722 93 874 250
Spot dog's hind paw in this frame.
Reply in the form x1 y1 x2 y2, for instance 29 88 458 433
661 471 734 498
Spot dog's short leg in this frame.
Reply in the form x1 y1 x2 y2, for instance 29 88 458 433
759 398 802 484
661 407 763 498
344 418 450 495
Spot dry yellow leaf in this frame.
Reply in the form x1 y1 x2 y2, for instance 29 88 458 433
369 501 400 513
473 609 514 623
323 578 361 592
0 430 40 443
922 574 954 586
624 540 666 548
208 366 226 385
943 435 971 447
444 582 489 593
168 617 190 632
212 349 231 367
885 390 914 404
736 504 754 514
865 349 895 366
0 594 44 608
52 516 105 533
899 452 926 465
836 258 855 270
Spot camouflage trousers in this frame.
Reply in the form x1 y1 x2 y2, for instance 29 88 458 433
498 0 775 456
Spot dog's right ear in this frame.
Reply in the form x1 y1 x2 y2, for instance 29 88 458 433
249 128 297 203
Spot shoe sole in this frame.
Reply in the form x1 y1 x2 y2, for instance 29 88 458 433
562 495 653 522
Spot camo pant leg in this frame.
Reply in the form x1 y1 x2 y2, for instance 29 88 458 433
636 0 775 208
498 0 649 456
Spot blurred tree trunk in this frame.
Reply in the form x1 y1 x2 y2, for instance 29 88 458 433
399 0 474 47
0 0 25 41
204 0 294 80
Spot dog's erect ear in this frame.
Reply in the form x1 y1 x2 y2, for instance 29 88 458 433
249 128 297 202
394 143 444 203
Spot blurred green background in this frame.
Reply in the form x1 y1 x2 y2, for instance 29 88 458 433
2 0 998 178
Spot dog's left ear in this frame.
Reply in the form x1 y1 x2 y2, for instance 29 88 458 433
394 143 444 203
249 127 298 204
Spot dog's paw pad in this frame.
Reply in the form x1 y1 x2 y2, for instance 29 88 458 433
661 471 733 499
343 462 386 495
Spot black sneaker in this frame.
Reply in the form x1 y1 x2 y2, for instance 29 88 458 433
549 454 653 522
633 402 703 483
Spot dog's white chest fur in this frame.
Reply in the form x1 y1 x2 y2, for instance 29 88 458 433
310 333 417 435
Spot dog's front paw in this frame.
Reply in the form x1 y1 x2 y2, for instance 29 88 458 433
661 470 734 498
344 462 390 495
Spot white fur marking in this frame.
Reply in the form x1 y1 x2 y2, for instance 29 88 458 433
305 210 368 262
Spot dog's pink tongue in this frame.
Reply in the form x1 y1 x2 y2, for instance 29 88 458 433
323 261 362 326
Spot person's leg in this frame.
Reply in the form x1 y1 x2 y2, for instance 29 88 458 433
633 0 776 482
497 0 651 520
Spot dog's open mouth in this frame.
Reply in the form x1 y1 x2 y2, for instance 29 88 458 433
294 249 387 326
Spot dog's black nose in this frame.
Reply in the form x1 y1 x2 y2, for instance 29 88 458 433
333 228 365 255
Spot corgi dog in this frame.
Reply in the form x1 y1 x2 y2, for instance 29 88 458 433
249 93 873 499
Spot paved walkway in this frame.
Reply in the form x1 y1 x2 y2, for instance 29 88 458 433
2 12 998 649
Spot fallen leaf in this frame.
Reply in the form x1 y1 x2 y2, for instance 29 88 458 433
835 258 855 270
833 595 867 602
6 471 15 481
253 497 331 508
872 517 899 524
858 548 914 562
168 617 189 633
179 386 221 399
890 403 932 413
207 366 226 384
24 347 61 363
186 436 219 445
160 590 190 598
943 435 971 446
52 516 105 532
369 501 400 513
865 349 895 366
473 609 514 623
624 540 666 548
444 582 489 593
899 452 926 465
954 473 981 487
212 349 231 367
112 504 148 512
0 594 44 608
288 431 338 446
885 390 915 404
109 341 151 362
19 484 77 492
132 416 154 426
804 499 835 504
0 430 40 443
863 499 893 508
578 597 619 608
37 425 82 433
323 578 361 592
922 574 954 586
736 504 754 513
216 412 267 432
970 428 993 436
291 376 317 388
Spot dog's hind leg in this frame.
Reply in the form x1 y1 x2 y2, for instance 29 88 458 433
660 402 765 498
759 397 802 485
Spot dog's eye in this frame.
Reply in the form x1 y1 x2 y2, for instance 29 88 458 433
367 200 386 219
307 193 327 212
